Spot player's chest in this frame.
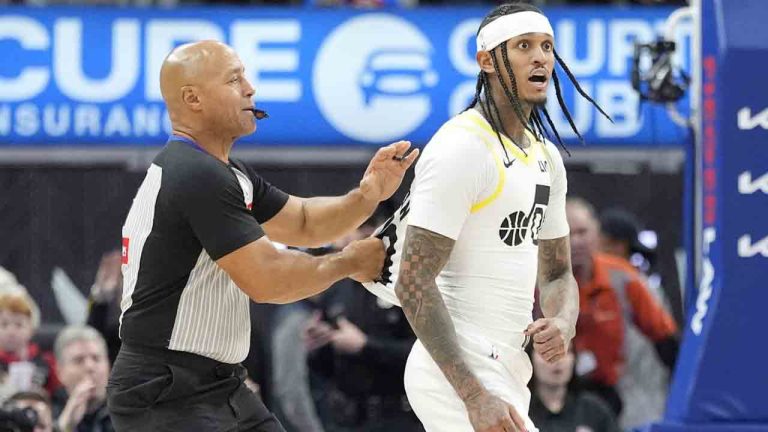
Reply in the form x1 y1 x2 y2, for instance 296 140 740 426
467 154 553 248
497 150 552 205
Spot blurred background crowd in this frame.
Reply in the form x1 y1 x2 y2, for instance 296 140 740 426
0 193 682 432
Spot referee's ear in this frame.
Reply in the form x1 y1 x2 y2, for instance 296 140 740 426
181 86 202 112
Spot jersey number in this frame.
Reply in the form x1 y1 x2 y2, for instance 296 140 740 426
498 185 550 247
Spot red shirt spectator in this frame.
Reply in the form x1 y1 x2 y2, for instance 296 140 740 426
567 197 679 416
574 253 677 387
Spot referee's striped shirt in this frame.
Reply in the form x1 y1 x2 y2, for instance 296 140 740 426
119 137 288 364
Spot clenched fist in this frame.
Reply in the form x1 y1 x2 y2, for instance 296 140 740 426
343 237 386 282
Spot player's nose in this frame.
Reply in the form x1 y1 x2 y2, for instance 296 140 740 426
531 44 549 65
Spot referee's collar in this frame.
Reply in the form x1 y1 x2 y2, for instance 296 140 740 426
168 134 206 151
168 134 236 167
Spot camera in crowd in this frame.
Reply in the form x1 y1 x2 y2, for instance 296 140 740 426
0 407 38 432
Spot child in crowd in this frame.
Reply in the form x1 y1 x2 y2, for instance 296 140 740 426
0 292 60 397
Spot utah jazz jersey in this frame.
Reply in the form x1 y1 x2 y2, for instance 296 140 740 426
363 109 569 347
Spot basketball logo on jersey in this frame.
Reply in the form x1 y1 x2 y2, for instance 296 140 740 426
498 184 550 247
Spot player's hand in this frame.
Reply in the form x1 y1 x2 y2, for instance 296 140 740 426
465 389 527 432
330 317 368 354
359 140 419 203
525 317 574 363
343 237 386 282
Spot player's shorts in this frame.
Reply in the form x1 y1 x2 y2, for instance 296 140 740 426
404 330 539 432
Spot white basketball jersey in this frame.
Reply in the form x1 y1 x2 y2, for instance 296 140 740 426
364 109 569 348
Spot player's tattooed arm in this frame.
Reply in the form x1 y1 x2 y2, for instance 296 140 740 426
536 236 579 339
394 225 485 402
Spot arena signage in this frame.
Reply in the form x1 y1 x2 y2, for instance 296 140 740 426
0 7 690 146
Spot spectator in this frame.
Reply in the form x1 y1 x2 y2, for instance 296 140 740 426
86 251 123 365
0 293 60 397
271 300 326 432
528 345 619 432
599 208 677 429
304 278 421 432
599 207 670 309
4 390 55 432
52 325 113 432
566 197 679 417
300 214 421 432
599 208 653 262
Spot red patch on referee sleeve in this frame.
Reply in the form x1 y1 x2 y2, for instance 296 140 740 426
247 202 253 210
121 237 129 264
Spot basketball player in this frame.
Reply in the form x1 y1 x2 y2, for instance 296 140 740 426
363 3 611 431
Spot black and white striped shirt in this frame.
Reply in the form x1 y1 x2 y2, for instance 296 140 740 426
119 137 288 364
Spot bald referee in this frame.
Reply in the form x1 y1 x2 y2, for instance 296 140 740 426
106 40 418 432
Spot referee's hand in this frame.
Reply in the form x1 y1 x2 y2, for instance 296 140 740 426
359 140 419 203
344 237 386 283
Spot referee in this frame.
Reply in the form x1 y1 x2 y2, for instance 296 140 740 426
106 40 418 432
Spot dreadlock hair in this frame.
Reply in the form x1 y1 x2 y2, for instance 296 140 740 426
466 2 612 155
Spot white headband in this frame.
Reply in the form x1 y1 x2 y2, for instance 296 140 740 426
476 11 554 53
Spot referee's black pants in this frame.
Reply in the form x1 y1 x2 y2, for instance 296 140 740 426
107 343 285 432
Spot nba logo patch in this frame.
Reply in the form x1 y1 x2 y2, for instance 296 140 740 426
121 238 129 264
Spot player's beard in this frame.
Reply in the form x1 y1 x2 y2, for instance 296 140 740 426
516 82 548 109
525 95 548 109
498 80 546 114
505 92 547 115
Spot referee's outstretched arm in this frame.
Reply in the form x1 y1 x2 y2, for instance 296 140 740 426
217 235 385 304
261 140 418 249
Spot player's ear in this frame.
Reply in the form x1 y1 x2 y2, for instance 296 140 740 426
476 50 495 74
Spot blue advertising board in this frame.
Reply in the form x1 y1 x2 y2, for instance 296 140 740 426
645 1 768 431
0 6 690 147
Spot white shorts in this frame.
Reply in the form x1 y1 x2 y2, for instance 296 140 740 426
404 332 538 432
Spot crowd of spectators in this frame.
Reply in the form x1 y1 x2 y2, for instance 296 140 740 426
0 192 679 432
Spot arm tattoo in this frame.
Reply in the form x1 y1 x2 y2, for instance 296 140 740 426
538 236 571 282
538 236 579 335
394 225 483 401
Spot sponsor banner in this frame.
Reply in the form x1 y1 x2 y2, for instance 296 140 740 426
0 6 690 146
